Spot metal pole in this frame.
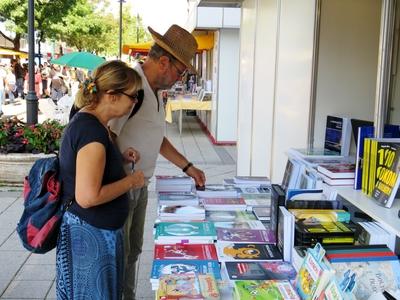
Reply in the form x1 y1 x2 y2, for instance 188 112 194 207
136 14 139 43
374 0 396 138
119 0 123 60
26 0 38 125
307 0 321 150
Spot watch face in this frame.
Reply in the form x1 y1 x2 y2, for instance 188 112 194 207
164 223 199 236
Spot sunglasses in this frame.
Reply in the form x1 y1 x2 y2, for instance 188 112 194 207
120 89 144 103
170 59 188 77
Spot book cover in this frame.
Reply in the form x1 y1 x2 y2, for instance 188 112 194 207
234 176 271 185
154 243 218 260
216 242 282 262
201 197 247 211
371 143 400 208
213 220 265 230
354 125 400 190
156 274 202 298
158 192 198 206
151 259 222 281
362 138 400 196
288 209 351 224
198 274 220 300
317 163 355 179
155 222 216 239
225 261 297 281
196 184 239 198
234 280 300 300
253 207 271 221
158 205 205 216
205 210 257 222
318 173 355 186
277 206 295 262
217 228 276 244
331 260 400 300
295 247 334 300
324 115 351 156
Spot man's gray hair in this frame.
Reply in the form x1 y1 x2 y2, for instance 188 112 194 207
148 44 175 61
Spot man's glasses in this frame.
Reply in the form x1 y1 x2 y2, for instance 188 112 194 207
170 59 188 78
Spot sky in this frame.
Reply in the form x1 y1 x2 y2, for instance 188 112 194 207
126 0 189 34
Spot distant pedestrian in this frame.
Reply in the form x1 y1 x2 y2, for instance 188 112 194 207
5 68 16 103
0 65 6 116
56 60 145 299
11 59 24 99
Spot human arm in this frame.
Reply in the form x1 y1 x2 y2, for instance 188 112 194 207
75 142 144 208
159 137 206 186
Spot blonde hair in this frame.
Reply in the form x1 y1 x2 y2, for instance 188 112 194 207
74 60 142 109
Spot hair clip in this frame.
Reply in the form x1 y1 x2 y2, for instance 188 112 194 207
80 78 97 94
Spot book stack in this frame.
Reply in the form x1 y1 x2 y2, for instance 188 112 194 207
196 184 239 198
158 205 205 222
324 245 400 299
233 175 271 186
201 197 247 211
317 163 355 186
155 175 194 192
157 191 198 206
357 221 396 249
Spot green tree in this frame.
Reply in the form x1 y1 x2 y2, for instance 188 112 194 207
0 0 79 50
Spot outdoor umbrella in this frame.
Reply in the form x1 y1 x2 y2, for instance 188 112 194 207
51 51 105 70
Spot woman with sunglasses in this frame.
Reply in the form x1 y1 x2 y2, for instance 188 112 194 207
56 60 145 299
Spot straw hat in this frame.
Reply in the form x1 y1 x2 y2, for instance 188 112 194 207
148 24 198 73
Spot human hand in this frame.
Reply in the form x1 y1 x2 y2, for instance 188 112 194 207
123 147 140 163
128 170 145 189
185 165 206 187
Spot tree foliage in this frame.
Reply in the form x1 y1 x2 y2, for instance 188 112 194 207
0 0 150 56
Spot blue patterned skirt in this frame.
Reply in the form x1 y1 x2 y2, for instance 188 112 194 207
56 211 124 300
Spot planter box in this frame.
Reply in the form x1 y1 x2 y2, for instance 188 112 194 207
0 153 56 186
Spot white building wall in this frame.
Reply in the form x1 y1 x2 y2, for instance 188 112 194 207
216 28 240 142
237 0 316 181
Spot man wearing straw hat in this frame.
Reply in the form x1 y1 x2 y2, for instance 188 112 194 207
109 24 206 300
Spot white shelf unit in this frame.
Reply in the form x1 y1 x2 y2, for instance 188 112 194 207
336 186 400 238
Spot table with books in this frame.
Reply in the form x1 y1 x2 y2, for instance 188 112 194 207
151 173 400 299
165 95 212 134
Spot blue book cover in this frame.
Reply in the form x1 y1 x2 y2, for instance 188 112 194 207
150 259 221 280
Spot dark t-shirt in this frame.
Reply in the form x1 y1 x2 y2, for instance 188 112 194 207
59 112 128 230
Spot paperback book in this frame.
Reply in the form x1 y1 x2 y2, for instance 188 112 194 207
216 242 282 262
317 163 355 179
234 280 300 300
205 210 257 222
216 228 276 244
156 273 220 300
224 261 297 281
158 191 198 206
154 222 216 244
154 243 218 261
201 197 247 211
150 259 222 287
362 138 400 196
213 220 265 230
371 142 400 208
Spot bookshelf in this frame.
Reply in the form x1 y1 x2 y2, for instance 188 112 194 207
336 186 400 237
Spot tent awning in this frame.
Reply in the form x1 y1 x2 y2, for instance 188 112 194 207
123 32 214 55
0 47 28 58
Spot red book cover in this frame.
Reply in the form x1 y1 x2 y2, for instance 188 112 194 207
326 251 396 259
154 243 218 260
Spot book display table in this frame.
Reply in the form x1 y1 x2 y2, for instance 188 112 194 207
165 96 212 134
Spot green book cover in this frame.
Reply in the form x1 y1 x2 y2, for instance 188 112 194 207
155 222 216 238
234 280 299 300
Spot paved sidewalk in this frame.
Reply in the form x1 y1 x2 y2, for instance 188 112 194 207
0 115 237 299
